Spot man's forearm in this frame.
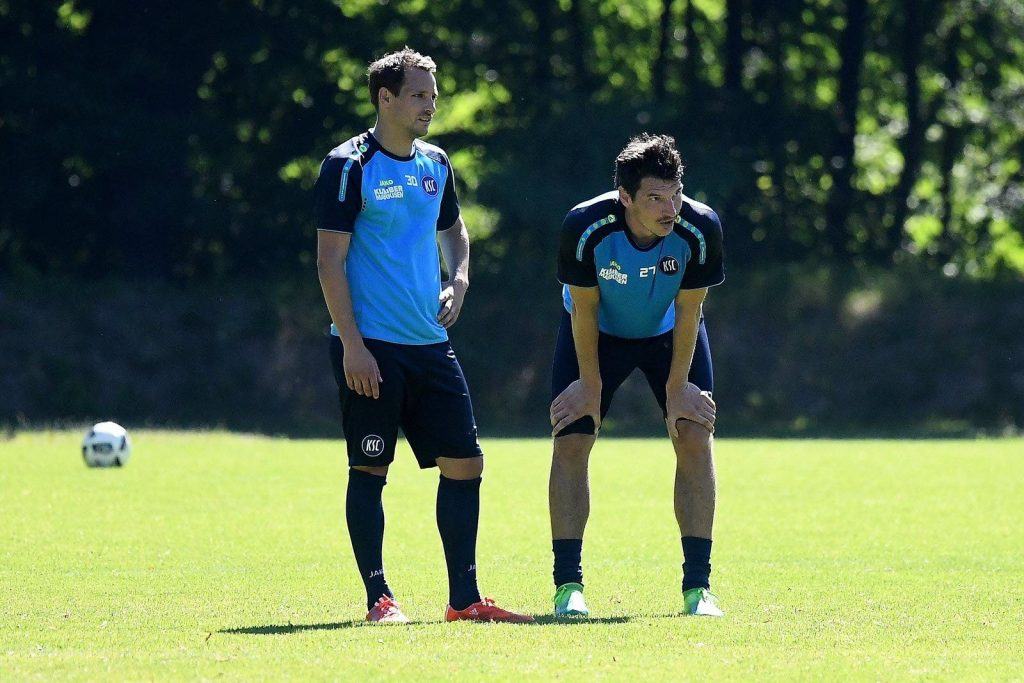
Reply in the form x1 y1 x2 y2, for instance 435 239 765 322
667 302 701 388
439 218 470 286
317 261 363 346
570 303 602 387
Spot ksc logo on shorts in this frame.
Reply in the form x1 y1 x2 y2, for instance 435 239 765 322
422 176 438 196
659 256 680 274
361 434 385 457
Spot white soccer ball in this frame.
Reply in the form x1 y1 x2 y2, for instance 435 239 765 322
82 422 131 468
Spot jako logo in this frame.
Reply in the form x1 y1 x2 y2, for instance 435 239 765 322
361 434 385 457
422 176 438 196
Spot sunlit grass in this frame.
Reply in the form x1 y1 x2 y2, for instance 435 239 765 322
2 433 1022 680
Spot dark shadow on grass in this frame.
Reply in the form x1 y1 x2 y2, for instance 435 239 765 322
220 620 364 635
530 615 632 625
534 613 711 624
220 614 634 634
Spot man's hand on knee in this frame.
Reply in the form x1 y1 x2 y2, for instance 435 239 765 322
550 379 602 436
666 382 715 437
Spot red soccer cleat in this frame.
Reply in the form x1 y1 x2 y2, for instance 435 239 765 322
444 597 534 623
366 595 410 624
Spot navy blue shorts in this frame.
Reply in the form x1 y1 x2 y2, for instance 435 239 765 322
550 311 714 437
329 335 483 468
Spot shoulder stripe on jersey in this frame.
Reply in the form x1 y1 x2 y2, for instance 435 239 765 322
575 214 617 261
338 157 356 202
675 216 706 264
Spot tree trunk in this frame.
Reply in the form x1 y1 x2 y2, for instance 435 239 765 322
936 124 961 262
567 0 592 92
681 0 700 99
890 0 925 255
936 24 964 261
653 0 675 102
767 4 789 259
530 0 554 96
724 0 744 92
824 0 868 256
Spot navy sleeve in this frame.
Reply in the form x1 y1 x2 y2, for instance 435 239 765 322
556 212 598 287
436 158 461 231
313 155 362 233
679 211 725 290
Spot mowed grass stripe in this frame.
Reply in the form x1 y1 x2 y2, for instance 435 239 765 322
1 433 1022 680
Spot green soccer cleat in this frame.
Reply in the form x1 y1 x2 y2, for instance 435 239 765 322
682 588 724 617
553 582 589 618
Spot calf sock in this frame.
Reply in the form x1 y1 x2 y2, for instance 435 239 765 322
436 475 483 610
552 538 584 587
346 468 392 611
681 535 713 592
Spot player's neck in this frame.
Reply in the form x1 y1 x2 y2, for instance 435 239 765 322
370 120 415 158
623 209 660 248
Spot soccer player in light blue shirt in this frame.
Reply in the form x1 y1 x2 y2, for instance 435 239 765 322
548 134 726 618
314 48 530 624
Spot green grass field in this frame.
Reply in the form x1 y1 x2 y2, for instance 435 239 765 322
2 432 1022 680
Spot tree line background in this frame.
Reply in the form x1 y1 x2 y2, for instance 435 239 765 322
2 0 1022 436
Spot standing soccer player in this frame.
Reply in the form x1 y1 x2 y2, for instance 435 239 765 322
548 134 725 618
314 48 531 624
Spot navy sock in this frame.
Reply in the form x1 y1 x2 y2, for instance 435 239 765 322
436 475 483 611
345 468 392 611
552 539 584 587
681 536 713 591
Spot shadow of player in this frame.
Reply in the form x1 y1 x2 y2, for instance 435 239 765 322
529 615 633 626
219 620 364 635
220 613 635 634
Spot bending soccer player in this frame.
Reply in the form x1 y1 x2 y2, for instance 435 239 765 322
314 48 531 624
549 134 725 618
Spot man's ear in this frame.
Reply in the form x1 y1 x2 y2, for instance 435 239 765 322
618 186 633 208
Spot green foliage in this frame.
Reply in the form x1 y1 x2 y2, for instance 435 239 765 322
2 1 1022 436
0 0 1021 279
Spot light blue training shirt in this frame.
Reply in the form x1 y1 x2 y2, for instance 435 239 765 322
313 131 460 345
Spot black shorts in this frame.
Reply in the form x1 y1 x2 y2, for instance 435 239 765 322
329 335 483 468
550 311 714 437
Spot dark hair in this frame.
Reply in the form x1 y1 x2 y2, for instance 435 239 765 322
367 47 437 109
613 133 684 198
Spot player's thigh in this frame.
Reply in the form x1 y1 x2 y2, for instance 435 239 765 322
550 311 637 436
328 335 405 467
401 343 484 469
640 319 714 415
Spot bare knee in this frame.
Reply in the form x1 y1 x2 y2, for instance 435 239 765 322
672 420 713 456
352 464 389 477
437 456 483 480
553 434 596 469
